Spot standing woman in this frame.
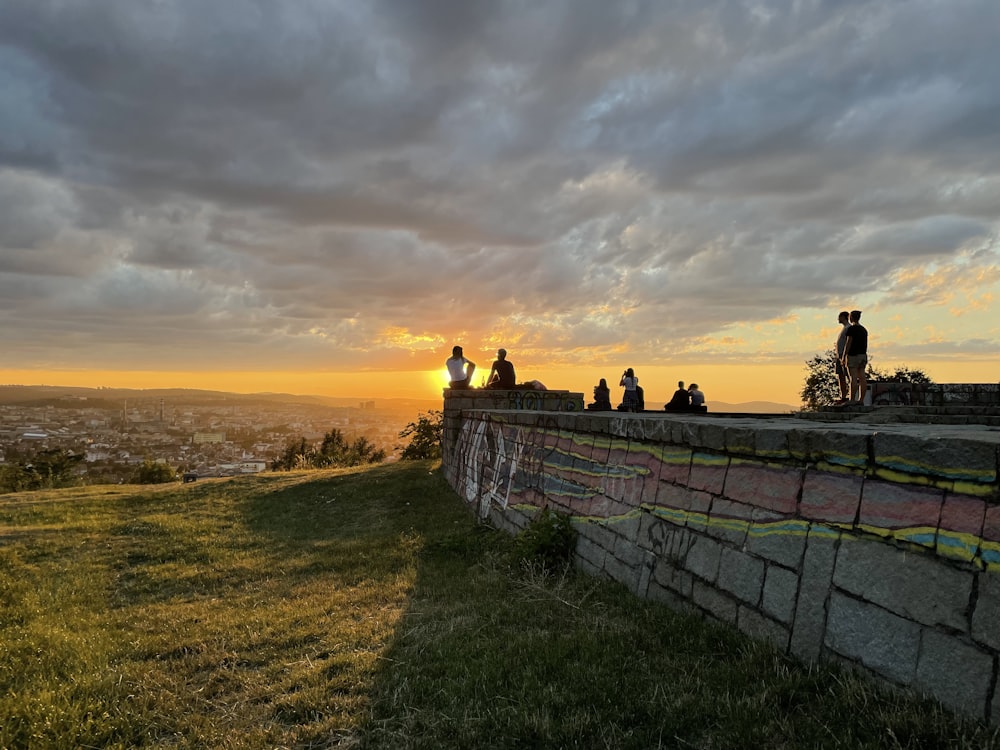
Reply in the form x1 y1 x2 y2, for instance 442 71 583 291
620 368 639 412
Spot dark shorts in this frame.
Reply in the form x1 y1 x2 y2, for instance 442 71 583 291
847 354 868 370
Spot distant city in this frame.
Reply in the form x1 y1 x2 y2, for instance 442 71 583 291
0 385 440 483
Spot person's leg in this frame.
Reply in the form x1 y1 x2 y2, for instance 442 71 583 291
848 364 862 402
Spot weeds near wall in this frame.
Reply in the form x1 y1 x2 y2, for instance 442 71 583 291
512 507 577 573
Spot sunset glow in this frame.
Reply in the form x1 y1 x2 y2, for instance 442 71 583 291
1 3 998 409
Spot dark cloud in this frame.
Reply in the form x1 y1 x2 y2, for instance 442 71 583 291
0 0 998 375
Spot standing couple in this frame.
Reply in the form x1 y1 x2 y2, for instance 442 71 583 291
835 310 868 405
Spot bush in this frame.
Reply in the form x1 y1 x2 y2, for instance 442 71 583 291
513 508 577 572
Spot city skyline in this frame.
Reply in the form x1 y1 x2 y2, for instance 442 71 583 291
2 1 998 407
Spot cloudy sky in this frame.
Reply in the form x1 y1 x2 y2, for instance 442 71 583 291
1 0 998 405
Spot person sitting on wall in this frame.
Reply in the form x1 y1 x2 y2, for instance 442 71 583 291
486 348 517 389
446 345 476 388
664 381 691 412
687 383 707 412
588 378 613 411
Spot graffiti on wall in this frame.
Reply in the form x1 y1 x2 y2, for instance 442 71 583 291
454 418 1000 572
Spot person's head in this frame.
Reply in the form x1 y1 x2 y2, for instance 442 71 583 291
497 348 507 360
850 310 862 323
599 378 607 388
452 345 463 357
626 368 634 377
838 311 849 324
678 381 684 389
689 383 699 391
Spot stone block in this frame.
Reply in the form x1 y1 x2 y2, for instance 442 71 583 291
604 553 640 592
688 452 729 495
790 525 840 662
658 445 693 485
788 427 870 470
723 426 756 456
684 421 729 452
637 511 676 554
874 432 998 485
754 427 791 461
800 470 863 525
832 538 971 631
937 493 986 563
737 606 790 651
915 628 994 721
637 550 656 596
647 579 698 615
858 481 944 548
718 547 765 606
723 459 802 514
653 558 694 598
574 536 607 572
612 535 646 569
692 580 738 623
683 533 723 583
971 571 1000 651
762 564 799 624
825 592 920 685
575 520 618 552
982 505 1000 571
705 497 751 546
746 511 808 568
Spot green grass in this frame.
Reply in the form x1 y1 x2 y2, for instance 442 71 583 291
0 462 996 749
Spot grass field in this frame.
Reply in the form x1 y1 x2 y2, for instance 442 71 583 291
1 461 996 749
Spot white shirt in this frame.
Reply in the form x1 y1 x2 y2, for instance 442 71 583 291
447 357 470 381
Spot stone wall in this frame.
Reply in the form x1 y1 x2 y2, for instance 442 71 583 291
441 401 1000 723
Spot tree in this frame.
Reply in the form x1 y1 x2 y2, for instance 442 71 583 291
272 429 386 471
801 351 933 410
398 410 443 461
0 448 84 492
133 459 176 484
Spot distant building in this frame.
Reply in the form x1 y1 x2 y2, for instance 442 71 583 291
193 432 225 444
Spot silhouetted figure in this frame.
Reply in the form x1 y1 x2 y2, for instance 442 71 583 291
588 378 613 411
688 383 707 412
486 348 516 389
620 368 639 412
665 381 691 412
843 310 869 403
446 345 476 389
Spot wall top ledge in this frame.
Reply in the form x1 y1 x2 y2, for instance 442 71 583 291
459 408 1000 447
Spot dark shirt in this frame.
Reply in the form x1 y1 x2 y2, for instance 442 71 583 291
666 388 690 411
488 359 516 388
846 323 868 355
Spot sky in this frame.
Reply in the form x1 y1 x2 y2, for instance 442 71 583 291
1 0 998 408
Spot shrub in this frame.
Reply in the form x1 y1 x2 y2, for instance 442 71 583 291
513 508 577 572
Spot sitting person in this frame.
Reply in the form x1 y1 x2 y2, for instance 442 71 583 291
446 345 476 388
688 383 707 412
486 348 516 389
664 381 691 412
588 378 613 411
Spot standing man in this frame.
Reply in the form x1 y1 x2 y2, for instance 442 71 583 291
834 310 851 405
486 348 516 389
842 310 868 404
446 345 476 389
